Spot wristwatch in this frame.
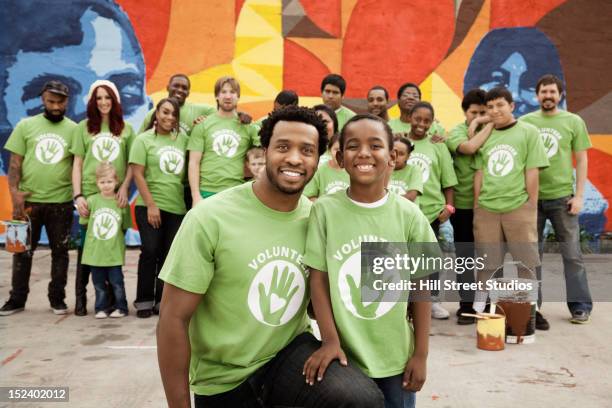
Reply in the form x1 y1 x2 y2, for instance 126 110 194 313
445 204 456 214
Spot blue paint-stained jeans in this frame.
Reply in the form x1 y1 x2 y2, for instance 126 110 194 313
90 266 128 313
537 196 593 313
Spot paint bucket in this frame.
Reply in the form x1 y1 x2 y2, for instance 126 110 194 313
2 218 31 253
476 307 506 351
487 262 538 344
497 300 536 344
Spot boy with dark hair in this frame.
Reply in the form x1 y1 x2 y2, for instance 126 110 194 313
321 73 355 131
472 87 549 324
446 89 494 324
521 74 593 325
303 113 436 408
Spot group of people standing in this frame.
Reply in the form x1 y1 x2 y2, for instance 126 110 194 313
1 69 594 407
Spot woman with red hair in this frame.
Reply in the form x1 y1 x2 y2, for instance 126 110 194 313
71 80 135 316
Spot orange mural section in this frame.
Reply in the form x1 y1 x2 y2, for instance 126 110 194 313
489 0 567 28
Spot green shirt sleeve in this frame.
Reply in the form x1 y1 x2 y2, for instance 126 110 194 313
138 109 154 134
124 124 136 154
188 123 206 152
571 116 592 152
472 151 483 170
159 210 216 294
129 135 147 166
303 172 320 197
525 126 550 170
70 122 86 157
197 104 217 117
4 120 27 156
438 144 458 188
250 124 261 147
446 125 468 154
303 203 328 272
407 165 423 194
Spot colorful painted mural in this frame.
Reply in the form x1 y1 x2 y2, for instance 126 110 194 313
1 0 611 240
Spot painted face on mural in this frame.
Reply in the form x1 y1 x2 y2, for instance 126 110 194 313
2 9 149 134
464 28 566 117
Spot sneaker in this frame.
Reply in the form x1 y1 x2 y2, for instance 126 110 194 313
0 300 25 316
431 302 450 319
535 311 550 330
136 309 152 318
570 310 590 324
51 301 68 315
457 307 477 325
110 309 126 318
95 310 108 319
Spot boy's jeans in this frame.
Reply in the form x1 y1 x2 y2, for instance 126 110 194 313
90 266 128 313
373 374 416 408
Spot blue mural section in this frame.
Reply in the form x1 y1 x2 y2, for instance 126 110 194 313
464 27 608 238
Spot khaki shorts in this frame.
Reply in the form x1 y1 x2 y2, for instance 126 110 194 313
473 202 540 282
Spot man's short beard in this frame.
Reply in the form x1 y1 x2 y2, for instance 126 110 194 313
44 108 65 123
265 166 305 196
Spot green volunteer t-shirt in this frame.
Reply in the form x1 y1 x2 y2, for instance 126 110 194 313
80 193 131 267
4 114 76 203
303 191 437 378
388 118 445 137
473 121 549 213
520 110 592 200
446 122 476 209
318 151 332 168
303 164 350 198
407 137 457 223
336 105 356 131
188 113 260 192
138 102 216 136
129 129 188 215
159 182 311 395
389 164 423 198
71 120 135 197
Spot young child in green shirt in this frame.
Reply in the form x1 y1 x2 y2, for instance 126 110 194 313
244 147 265 181
389 136 423 202
303 133 350 200
80 163 131 319
303 114 436 408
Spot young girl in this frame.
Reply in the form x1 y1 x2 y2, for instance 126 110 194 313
80 163 131 318
71 80 135 316
129 97 188 318
313 104 339 168
303 133 350 199
303 114 437 408
389 136 423 202
406 102 458 320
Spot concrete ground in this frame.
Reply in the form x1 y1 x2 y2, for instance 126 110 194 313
0 249 610 408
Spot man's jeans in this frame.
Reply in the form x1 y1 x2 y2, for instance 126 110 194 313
537 196 593 313
194 332 385 408
9 202 73 306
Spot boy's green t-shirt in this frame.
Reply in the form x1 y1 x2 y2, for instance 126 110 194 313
159 183 311 395
473 121 549 213
4 114 76 203
138 102 216 136
303 191 437 378
336 105 356 131
188 113 260 192
446 122 476 209
129 129 188 215
389 164 423 197
407 138 457 223
388 118 445 137
80 194 131 267
303 164 350 198
520 110 591 200
70 120 135 197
